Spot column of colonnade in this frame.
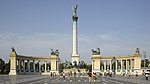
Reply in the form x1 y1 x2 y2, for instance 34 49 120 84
99 59 135 74
16 59 51 74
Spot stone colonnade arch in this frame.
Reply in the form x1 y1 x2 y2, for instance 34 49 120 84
9 49 59 75
92 48 142 75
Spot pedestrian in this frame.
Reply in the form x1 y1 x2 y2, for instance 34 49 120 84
74 72 76 77
128 72 131 78
135 71 138 77
87 72 92 82
68 72 70 79
93 72 97 82
120 72 123 76
104 72 107 77
70 71 72 77
50 72 53 78
63 72 65 79
145 73 149 80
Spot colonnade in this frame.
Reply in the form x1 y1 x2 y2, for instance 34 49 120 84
9 49 59 75
92 50 142 75
99 59 134 73
16 59 51 73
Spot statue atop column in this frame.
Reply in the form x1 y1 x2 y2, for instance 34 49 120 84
50 49 59 56
92 47 101 55
135 48 140 54
72 4 78 16
11 47 16 52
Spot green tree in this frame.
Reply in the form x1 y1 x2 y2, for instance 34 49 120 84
86 64 92 72
0 58 5 73
59 63 64 73
141 59 150 67
4 60 10 74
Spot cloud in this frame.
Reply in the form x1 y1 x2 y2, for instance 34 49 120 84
0 31 150 63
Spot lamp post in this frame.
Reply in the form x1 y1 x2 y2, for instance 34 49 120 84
143 51 146 70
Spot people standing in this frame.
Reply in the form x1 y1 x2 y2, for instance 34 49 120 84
93 72 97 82
145 73 149 80
63 72 65 80
87 72 92 82
50 72 53 78
135 71 138 77
128 72 131 78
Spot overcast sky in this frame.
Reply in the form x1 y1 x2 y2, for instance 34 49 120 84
0 0 150 63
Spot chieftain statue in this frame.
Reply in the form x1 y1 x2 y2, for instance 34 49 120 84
92 47 101 55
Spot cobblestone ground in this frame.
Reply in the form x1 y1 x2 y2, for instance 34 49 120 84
0 75 149 84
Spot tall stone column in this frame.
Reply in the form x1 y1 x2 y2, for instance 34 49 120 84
130 59 132 72
121 60 123 72
110 60 112 72
45 61 47 72
104 61 106 72
18 59 21 72
71 5 79 65
39 61 41 72
22 60 25 72
115 60 117 72
27 60 30 72
33 60 35 72
126 60 128 72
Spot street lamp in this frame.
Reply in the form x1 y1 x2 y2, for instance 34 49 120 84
143 51 146 70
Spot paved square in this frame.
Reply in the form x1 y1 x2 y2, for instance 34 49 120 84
0 75 149 84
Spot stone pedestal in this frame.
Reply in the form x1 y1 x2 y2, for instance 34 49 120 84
133 53 142 75
92 55 101 73
50 55 59 75
9 51 17 75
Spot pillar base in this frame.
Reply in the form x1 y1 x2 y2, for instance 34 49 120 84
9 70 17 75
71 54 79 65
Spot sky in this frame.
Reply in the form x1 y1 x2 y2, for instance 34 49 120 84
0 0 150 64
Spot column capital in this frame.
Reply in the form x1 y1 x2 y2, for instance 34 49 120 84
72 16 78 21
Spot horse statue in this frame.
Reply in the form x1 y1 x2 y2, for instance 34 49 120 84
91 47 101 55
50 49 59 56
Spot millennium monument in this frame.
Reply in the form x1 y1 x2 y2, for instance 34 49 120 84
8 4 142 75
71 5 80 65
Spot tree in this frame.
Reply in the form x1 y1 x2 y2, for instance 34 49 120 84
4 60 10 74
0 58 5 73
59 63 64 73
141 59 150 67
86 64 92 72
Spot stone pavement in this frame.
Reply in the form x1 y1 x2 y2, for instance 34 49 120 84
0 75 149 84
108 75 150 84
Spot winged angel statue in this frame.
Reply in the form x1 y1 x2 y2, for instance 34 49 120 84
72 4 78 16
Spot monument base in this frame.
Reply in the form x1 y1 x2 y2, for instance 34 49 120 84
71 54 80 65
63 68 87 74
